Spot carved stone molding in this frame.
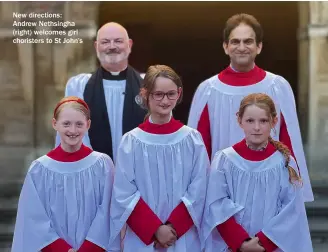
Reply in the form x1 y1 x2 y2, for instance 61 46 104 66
67 2 99 23
316 39 328 81
310 1 328 25
19 2 65 19
0 2 19 25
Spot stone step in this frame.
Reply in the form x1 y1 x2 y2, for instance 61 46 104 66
0 223 14 251
0 158 28 180
308 216 328 243
0 146 33 179
0 180 22 251
0 241 12 252
306 191 328 244
0 198 18 224
306 197 328 218
0 194 17 250
0 247 11 252
0 183 21 199
313 242 328 252
312 185 328 197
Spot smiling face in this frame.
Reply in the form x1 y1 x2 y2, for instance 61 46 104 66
147 76 181 117
95 23 132 70
223 23 262 72
53 103 90 152
140 65 183 122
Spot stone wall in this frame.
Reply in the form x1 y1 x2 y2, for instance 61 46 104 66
1 1 328 250
0 2 99 249
299 1 328 183
29 2 99 154
1 0 327 191
0 2 99 179
0 2 34 182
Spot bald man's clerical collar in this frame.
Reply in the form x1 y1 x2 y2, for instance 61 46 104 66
101 66 127 80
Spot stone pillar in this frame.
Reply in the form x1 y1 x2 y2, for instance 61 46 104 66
0 2 34 181
298 1 328 184
15 2 99 156
0 3 100 248
0 1 99 174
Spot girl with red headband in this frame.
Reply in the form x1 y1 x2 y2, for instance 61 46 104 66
12 96 120 252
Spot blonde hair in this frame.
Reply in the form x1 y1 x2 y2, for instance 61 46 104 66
237 93 301 184
54 96 90 120
139 65 183 120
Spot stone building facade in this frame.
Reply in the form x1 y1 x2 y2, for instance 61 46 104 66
0 1 327 251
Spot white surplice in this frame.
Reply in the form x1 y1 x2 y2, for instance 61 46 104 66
202 148 313 252
110 126 209 251
188 72 313 202
11 151 120 252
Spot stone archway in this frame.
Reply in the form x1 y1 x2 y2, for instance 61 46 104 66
98 1 300 123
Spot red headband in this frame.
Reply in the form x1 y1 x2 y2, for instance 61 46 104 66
54 98 89 117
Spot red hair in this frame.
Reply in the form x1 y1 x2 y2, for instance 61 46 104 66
54 96 90 119
238 93 301 184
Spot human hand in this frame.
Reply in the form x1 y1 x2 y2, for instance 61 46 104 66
239 237 265 252
154 225 177 248
154 240 163 249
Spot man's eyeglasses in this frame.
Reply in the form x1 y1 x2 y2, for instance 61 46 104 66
150 90 179 101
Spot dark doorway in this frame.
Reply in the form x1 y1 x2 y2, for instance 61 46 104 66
99 2 298 124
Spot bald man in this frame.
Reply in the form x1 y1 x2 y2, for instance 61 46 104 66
56 22 146 163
